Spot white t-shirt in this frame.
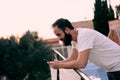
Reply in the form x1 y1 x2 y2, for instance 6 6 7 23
71 28 120 72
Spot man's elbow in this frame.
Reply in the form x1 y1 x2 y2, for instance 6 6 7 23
75 62 87 69
80 65 86 69
76 65 86 69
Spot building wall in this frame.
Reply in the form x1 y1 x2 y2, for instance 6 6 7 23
72 19 120 36
109 20 120 35
72 20 93 29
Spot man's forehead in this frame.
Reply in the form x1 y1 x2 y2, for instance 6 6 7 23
53 26 62 32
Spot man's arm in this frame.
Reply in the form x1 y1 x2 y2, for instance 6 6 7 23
60 48 78 62
48 49 90 69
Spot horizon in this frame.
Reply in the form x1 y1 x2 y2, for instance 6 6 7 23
0 0 119 39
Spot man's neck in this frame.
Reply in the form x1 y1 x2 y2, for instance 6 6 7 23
70 29 78 42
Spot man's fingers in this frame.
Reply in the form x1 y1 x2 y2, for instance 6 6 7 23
47 61 52 64
54 59 58 61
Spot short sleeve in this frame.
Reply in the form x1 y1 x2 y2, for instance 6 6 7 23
77 30 95 52
71 41 77 49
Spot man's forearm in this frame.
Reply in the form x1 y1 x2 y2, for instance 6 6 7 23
60 49 78 63
59 60 85 69
60 57 75 63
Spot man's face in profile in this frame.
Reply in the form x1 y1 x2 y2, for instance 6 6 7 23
53 26 72 46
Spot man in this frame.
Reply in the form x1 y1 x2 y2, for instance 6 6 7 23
108 29 120 46
47 18 120 80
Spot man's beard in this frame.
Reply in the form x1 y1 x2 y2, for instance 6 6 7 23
60 33 72 46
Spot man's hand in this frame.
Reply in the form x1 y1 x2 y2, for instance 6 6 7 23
47 59 61 69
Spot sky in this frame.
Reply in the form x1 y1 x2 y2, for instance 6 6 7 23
0 0 119 39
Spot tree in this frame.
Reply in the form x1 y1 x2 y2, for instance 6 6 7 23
0 31 55 80
93 0 115 36
108 5 115 20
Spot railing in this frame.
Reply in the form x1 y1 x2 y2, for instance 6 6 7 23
52 48 92 80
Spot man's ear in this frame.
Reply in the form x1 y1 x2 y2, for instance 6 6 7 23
65 27 70 33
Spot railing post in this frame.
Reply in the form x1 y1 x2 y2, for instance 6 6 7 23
56 54 60 80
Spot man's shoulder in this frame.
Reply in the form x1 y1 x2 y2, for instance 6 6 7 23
77 28 96 35
77 28 94 32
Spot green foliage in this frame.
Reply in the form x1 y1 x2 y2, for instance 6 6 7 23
0 31 55 80
108 5 115 20
93 0 115 36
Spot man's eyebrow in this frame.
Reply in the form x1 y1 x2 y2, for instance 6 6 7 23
56 34 61 36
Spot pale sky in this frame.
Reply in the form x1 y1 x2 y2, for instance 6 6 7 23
0 0 119 39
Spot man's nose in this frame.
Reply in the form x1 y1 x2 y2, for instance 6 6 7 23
60 38 63 41
59 37 64 41
57 36 63 41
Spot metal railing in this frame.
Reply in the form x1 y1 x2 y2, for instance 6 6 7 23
52 48 92 80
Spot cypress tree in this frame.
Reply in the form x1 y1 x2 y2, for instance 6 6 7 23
93 0 110 36
108 5 115 20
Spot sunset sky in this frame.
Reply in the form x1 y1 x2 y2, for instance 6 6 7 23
0 0 119 39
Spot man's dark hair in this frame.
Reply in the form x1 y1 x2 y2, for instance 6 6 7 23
52 18 74 30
